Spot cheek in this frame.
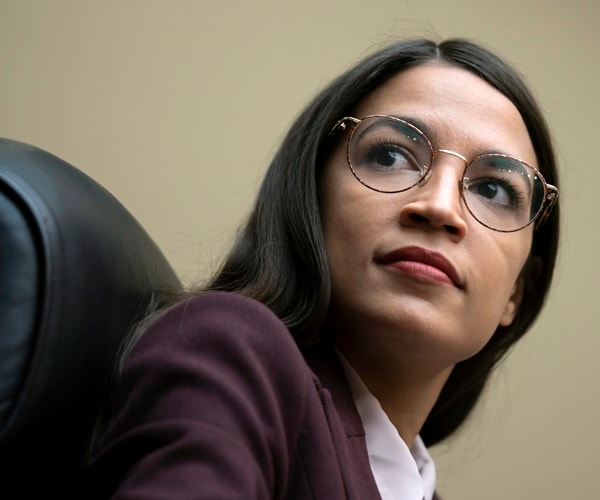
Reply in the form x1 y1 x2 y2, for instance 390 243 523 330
320 159 361 254
467 234 532 325
320 161 388 290
322 198 372 271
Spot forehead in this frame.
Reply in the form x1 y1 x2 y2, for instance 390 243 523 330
353 63 536 163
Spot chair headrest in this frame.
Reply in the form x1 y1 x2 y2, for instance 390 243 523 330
0 138 182 488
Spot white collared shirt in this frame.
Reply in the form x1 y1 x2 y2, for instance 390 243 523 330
337 351 436 500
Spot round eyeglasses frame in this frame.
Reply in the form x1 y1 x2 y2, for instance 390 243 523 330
330 115 559 233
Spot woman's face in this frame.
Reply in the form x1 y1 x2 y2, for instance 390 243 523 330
320 63 536 371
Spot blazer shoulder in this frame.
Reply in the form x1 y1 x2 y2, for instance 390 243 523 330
129 291 310 386
88 292 317 499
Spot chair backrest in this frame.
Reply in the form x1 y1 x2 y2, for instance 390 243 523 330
0 138 182 496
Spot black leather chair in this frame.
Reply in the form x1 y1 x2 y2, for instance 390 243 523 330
0 138 182 497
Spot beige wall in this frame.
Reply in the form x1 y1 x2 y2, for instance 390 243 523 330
1 1 597 498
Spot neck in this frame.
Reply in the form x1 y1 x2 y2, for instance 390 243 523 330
339 347 453 447
372 366 452 447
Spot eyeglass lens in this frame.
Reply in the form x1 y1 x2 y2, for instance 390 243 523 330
347 115 546 232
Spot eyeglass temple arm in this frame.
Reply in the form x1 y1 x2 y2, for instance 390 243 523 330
328 116 360 136
535 185 559 229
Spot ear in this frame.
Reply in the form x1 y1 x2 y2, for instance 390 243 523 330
499 275 525 327
498 255 541 327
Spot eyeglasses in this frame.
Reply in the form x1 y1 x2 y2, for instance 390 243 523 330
330 115 558 232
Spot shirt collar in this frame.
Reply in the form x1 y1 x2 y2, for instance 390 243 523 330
336 349 437 500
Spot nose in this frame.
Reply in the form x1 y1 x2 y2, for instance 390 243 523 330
399 152 469 239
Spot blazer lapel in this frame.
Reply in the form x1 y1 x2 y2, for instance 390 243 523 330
304 344 382 499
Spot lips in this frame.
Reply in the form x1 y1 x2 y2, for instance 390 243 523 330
376 246 463 288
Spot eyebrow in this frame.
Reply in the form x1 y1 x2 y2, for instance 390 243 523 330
387 114 439 144
354 114 434 146
386 113 529 161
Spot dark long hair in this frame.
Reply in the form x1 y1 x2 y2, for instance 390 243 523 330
205 38 560 445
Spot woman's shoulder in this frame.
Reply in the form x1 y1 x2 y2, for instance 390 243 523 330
144 290 290 342
89 292 318 498
128 291 308 380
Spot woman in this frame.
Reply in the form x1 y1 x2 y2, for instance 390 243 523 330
87 38 560 499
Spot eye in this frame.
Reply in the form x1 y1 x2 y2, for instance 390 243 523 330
373 145 398 167
464 156 532 213
346 116 432 192
473 178 516 208
367 142 421 172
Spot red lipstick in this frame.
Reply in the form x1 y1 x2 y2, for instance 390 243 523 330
376 246 463 288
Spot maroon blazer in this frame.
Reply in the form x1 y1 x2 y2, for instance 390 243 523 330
86 292 436 499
